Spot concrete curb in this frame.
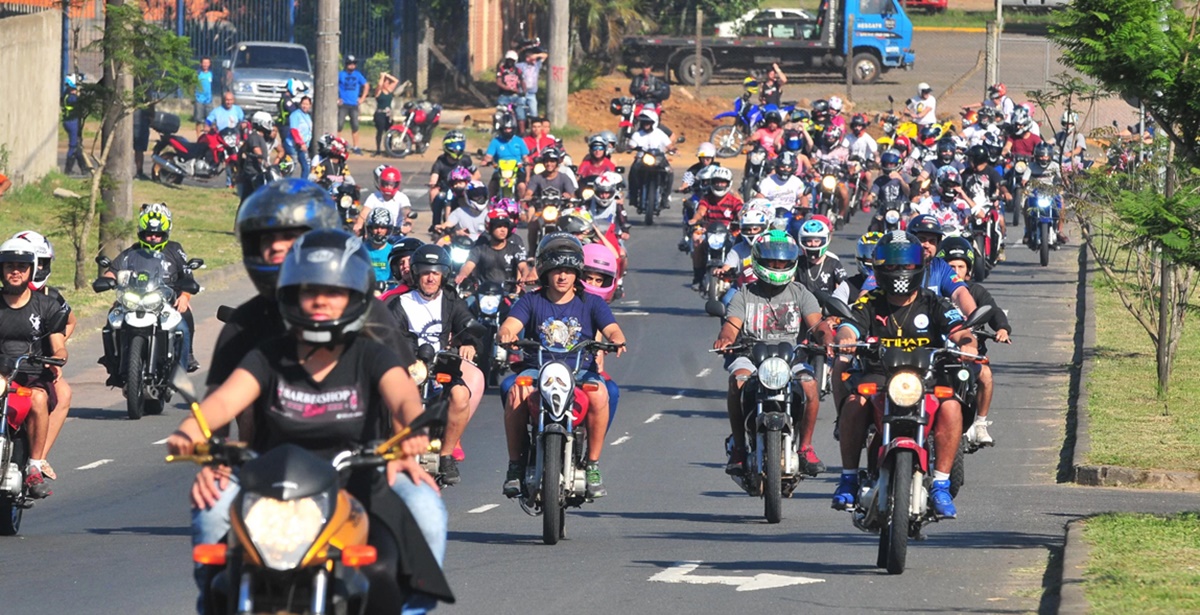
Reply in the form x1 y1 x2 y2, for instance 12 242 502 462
1058 519 1091 615
1074 465 1200 490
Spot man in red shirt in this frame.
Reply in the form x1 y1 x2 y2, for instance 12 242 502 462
524 117 557 160
685 166 743 288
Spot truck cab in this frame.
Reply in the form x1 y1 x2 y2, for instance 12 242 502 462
825 0 916 82
222 42 314 112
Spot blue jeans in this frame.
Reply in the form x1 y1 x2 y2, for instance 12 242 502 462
177 314 192 371
192 472 447 614
497 94 527 121
295 146 311 181
523 92 539 118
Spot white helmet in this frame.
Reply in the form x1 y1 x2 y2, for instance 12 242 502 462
11 231 53 290
140 202 173 223
829 96 844 112
697 142 717 158
373 164 388 187
1061 111 1079 125
251 111 274 133
740 203 771 224
594 171 623 207
637 109 659 125
709 166 733 197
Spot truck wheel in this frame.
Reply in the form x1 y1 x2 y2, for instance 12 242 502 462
676 54 713 87
851 53 882 85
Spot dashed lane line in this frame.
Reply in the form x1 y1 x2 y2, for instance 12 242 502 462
610 435 631 446
468 504 499 514
645 413 663 424
76 459 113 470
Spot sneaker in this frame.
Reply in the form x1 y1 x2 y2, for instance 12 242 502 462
187 354 201 373
725 446 747 475
968 420 995 447
862 205 871 213
800 446 826 476
40 461 57 481
930 479 957 519
438 456 461 486
352 147 364 155
997 244 1007 263
831 473 858 510
585 462 607 498
25 465 52 499
502 461 523 497
451 443 465 462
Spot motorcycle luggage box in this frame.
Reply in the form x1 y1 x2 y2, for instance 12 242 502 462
150 111 181 135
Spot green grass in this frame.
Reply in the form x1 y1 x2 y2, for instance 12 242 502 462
1082 512 1200 614
1085 278 1200 472
3 171 241 320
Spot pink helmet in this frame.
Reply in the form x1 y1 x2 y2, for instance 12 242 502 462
581 243 618 303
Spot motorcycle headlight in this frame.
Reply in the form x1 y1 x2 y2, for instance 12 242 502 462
501 168 515 179
1015 160 1028 173
542 206 559 222
581 187 595 200
642 153 656 166
886 371 924 407
749 151 766 165
119 291 142 311
0 375 7 391
408 361 428 386
885 209 901 224
223 134 239 148
533 163 546 175
1037 196 1053 210
451 247 471 264
821 175 838 192
707 233 726 249
340 194 354 208
479 293 501 315
241 492 331 571
757 357 791 390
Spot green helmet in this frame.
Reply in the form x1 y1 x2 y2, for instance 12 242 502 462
750 229 800 286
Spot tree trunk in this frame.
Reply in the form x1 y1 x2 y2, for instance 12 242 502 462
1156 147 1177 399
99 0 133 264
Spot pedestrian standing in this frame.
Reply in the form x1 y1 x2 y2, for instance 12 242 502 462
908 82 938 127
206 92 246 188
61 75 90 176
288 96 314 180
337 55 369 155
193 56 214 137
373 72 400 155
133 103 155 181
759 63 787 107
496 50 527 135
516 48 547 119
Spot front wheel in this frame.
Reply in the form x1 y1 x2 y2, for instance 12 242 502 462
1011 188 1024 226
763 429 783 524
643 177 658 226
384 129 413 158
705 273 720 302
851 53 883 85
1039 221 1051 266
616 126 633 153
125 335 148 420
541 433 565 545
881 450 914 575
709 126 744 159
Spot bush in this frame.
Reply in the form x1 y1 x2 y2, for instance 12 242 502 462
363 51 392 87
569 59 604 94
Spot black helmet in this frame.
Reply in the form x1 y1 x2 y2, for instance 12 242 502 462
967 144 990 166
539 146 563 163
236 179 342 297
935 138 956 164
872 231 926 295
775 151 798 177
880 149 902 172
388 237 424 280
411 244 452 278
1034 142 1054 166
811 99 830 122
936 236 975 270
763 110 782 126
908 214 944 238
466 182 489 206
497 113 517 133
535 232 584 282
276 229 373 344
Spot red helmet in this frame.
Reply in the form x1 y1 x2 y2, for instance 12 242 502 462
487 207 515 232
378 167 401 199
893 135 912 155
989 82 1007 99
329 136 348 159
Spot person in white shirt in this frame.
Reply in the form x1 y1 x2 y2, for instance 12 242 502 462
755 152 807 212
908 82 937 126
437 181 490 241
845 114 878 164
354 165 411 233
627 110 675 211
983 83 1016 124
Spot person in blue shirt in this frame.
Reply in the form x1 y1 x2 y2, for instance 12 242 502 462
205 92 245 188
287 96 314 181
193 56 214 137
480 114 531 197
497 233 628 499
365 208 396 290
61 75 90 175
337 55 370 155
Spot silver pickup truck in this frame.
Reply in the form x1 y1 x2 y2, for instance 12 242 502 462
222 42 313 112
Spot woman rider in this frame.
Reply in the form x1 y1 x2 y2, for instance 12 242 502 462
166 229 453 614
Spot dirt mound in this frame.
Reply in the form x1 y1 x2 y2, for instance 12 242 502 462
568 75 731 148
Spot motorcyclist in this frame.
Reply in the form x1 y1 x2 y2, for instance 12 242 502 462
1025 142 1068 244
810 99 831 126
830 230 979 519
912 165 972 236
437 181 490 242
167 227 452 614
522 146 577 244
432 166 473 229
937 236 1012 448
797 219 850 305
578 134 618 178
354 166 411 235
454 207 531 289
962 143 1011 257
627 110 675 214
828 96 847 130
580 242 624 427
498 234 628 498
380 237 425 298
237 111 276 203
1003 106 1043 159
387 245 486 485
678 142 721 237
984 82 1015 123
749 109 785 157
866 150 911 230
846 231 883 299
712 230 830 476
715 206 770 304
755 151 808 214
586 171 631 242
427 131 479 227
809 124 851 221
0 236 69 499
934 137 963 172
102 204 198 373
480 113 531 198
311 134 354 186
365 208 397 288
687 166 743 288
629 62 670 113
861 215 979 318
846 113 878 166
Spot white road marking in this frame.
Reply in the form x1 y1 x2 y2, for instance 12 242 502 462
622 300 641 306
468 504 499 514
610 435 632 446
644 413 663 424
671 390 685 400
648 560 824 591
613 310 650 316
76 459 113 470
152 437 170 445
696 368 711 378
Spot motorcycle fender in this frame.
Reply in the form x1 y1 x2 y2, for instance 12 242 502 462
125 311 157 328
6 392 32 431
757 411 789 432
879 438 929 474
713 111 738 120
542 422 570 436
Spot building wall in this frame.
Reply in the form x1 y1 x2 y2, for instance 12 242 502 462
0 10 61 186
469 0 503 75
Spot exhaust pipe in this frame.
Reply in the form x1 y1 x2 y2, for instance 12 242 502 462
152 155 187 178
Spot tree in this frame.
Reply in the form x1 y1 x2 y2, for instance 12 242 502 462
65 2 195 289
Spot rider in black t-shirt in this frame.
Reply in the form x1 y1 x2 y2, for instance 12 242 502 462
427 131 478 227
454 208 530 289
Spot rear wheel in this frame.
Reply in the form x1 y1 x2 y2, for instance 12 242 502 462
705 273 720 302
125 336 148 420
616 127 633 154
1039 221 1051 266
882 450 913 575
851 53 883 85
950 441 965 498
709 126 744 159
676 54 713 86
152 153 184 185
763 429 783 524
384 129 413 158
972 235 990 282
541 433 565 545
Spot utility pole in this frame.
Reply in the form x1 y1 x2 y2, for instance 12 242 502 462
416 16 430 96
313 0 340 142
100 0 132 259
547 0 568 127
694 10 703 100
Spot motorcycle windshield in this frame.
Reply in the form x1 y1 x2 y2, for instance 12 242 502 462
113 250 171 291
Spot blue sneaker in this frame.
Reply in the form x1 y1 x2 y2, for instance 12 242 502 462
831 473 858 510
930 479 957 519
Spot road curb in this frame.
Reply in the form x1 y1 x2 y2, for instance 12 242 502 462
1058 519 1091 615
1059 237 1094 482
1074 465 1200 490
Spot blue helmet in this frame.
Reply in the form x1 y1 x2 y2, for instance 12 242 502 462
907 214 943 238
873 231 925 295
64 75 77 90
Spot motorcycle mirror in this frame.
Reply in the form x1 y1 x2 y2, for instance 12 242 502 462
956 305 994 332
91 277 116 293
187 258 206 270
216 305 235 323
475 148 485 157
705 299 726 318
677 135 687 144
95 255 112 268
407 210 419 220
887 95 894 104
615 166 626 174
180 279 202 295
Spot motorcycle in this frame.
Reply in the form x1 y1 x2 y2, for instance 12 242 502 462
630 148 672 226
93 255 203 419
494 158 522 199
505 338 622 545
710 100 794 159
151 112 239 185
869 198 909 233
609 97 661 153
0 353 66 535
699 222 735 303
468 281 517 387
813 161 845 230
969 198 1003 281
740 144 770 203
164 370 450 614
847 155 872 213
1024 188 1061 267
529 191 577 246
827 301 993 575
384 99 442 158
1003 154 1030 227
407 343 470 486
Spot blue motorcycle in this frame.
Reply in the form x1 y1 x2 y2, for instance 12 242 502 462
1024 188 1061 266
709 99 794 159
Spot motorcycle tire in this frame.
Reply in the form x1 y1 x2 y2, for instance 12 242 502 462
643 178 658 226
1011 188 1023 227
972 235 990 283
709 126 744 159
705 274 720 303
384 129 413 158
125 335 148 420
542 432 566 545
950 441 965 498
764 429 783 524
1039 222 1051 267
881 449 913 575
0 436 27 535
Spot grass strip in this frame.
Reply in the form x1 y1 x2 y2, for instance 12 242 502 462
1082 512 1200 614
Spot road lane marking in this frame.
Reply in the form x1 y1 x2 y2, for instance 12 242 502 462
613 310 650 316
76 459 113 470
610 435 631 446
468 504 499 514
152 437 170 445
696 368 711 378
644 413 663 423
671 390 685 399
621 300 641 306
648 560 824 591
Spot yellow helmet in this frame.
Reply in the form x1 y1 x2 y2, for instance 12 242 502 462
743 76 759 95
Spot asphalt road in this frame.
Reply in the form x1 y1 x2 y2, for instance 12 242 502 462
5 173 1199 614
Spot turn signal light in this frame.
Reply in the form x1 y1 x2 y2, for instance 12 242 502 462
14 386 32 398
933 386 955 399
515 376 535 387
581 382 601 392
435 373 453 384
857 383 878 395
342 545 377 567
193 544 227 565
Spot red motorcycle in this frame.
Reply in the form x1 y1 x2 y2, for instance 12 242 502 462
384 100 442 158
150 112 239 185
609 97 662 153
1 354 66 535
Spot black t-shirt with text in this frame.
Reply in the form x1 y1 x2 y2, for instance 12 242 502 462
844 288 965 372
429 154 477 191
466 237 527 286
